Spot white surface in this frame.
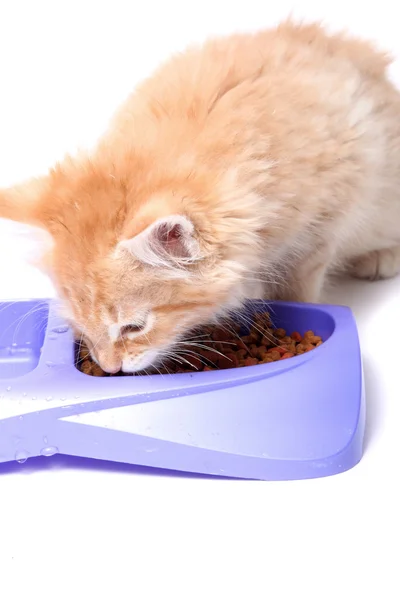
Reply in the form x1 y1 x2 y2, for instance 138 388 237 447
1 2 399 599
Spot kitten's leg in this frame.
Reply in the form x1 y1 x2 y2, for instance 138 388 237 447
349 245 400 281
275 255 331 303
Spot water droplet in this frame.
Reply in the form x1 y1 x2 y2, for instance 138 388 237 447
31 396 37 400
45 396 53 402
40 446 58 457
52 325 69 334
22 392 27 397
74 395 80 400
145 447 157 453
48 334 57 340
18 416 23 421
43 436 48 444
45 361 56 368
6 386 11 392
11 342 17 348
60 397 66 401
15 450 29 464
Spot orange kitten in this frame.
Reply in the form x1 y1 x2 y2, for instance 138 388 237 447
1 21 400 373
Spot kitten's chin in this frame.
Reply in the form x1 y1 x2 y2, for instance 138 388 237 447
121 349 160 374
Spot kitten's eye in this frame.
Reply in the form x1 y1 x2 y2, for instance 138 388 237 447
120 323 145 337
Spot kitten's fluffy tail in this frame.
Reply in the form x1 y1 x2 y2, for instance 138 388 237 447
0 189 20 222
0 179 45 225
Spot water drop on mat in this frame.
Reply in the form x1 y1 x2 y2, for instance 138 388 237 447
52 325 69 334
15 450 29 464
40 446 58 457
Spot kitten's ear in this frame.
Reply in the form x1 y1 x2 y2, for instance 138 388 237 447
119 214 202 268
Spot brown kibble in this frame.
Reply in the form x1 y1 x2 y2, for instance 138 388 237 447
274 346 287 356
286 342 297 354
290 331 302 342
81 360 92 375
241 332 259 344
79 349 90 362
216 353 238 369
226 353 239 367
256 345 267 359
254 312 272 326
200 350 219 364
77 310 323 376
303 330 315 340
249 344 259 357
274 328 286 339
237 339 250 351
304 344 315 352
244 357 258 367
91 364 106 377
211 328 231 342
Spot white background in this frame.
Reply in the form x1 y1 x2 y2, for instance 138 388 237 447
1 1 399 598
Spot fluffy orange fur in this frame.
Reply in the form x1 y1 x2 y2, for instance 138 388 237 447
1 21 400 373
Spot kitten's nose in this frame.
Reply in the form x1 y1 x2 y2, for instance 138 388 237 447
95 349 122 374
97 357 122 374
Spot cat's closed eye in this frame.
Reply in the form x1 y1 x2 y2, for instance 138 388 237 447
120 323 145 337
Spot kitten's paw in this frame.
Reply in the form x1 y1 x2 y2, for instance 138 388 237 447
349 246 400 281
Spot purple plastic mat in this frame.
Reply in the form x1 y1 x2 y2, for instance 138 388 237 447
0 299 364 480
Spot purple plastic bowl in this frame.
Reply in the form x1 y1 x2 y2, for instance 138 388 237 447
0 299 364 480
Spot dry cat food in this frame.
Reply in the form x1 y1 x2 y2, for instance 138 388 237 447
77 312 323 377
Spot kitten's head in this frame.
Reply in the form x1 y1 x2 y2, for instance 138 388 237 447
0 163 248 373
